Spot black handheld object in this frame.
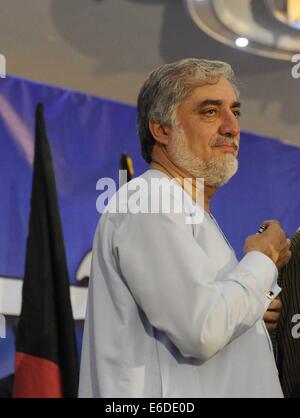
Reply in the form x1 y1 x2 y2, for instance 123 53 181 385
257 225 267 234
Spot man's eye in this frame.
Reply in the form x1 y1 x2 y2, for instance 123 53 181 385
233 110 242 118
203 109 217 116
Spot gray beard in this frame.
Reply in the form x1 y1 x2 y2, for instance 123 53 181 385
168 130 239 187
185 154 239 187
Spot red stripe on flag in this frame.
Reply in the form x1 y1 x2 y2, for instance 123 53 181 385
13 352 63 398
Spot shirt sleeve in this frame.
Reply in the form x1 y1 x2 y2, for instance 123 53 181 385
113 208 278 362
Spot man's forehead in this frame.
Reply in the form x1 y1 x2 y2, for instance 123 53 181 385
189 78 238 103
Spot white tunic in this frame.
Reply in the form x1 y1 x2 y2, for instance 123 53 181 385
79 169 283 398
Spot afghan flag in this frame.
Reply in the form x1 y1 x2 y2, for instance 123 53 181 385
120 153 134 182
12 104 79 398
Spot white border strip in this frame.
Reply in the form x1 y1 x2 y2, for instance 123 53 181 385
0 277 88 321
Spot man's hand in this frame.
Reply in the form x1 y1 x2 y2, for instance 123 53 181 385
261 220 292 269
276 238 292 269
244 220 291 268
263 297 282 333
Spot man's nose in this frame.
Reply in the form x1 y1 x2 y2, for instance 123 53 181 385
219 111 240 138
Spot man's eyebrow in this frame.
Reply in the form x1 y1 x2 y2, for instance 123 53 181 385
232 101 241 108
196 99 242 109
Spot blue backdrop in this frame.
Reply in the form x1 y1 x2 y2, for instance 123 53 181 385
0 75 299 378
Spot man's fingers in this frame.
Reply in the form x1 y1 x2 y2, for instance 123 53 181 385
261 220 281 228
264 295 282 333
278 249 292 263
280 238 291 250
276 249 292 269
262 222 286 242
284 250 292 260
264 311 280 323
268 298 282 312
265 322 279 333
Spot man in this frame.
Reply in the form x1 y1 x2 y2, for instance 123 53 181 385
277 230 300 397
79 59 291 397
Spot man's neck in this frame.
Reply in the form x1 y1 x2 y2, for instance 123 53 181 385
204 185 218 214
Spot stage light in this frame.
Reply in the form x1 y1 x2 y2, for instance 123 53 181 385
235 37 249 48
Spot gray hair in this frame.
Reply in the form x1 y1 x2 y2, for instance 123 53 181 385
137 58 238 163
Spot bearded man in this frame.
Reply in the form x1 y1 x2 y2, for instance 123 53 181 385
79 59 291 398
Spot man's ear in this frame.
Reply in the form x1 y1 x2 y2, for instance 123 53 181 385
149 120 171 145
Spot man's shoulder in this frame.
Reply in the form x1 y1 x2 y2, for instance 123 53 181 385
106 168 182 213
97 169 204 234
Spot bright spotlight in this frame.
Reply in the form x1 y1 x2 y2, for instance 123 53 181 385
235 37 249 48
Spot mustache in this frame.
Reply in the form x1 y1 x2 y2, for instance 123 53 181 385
210 137 240 150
